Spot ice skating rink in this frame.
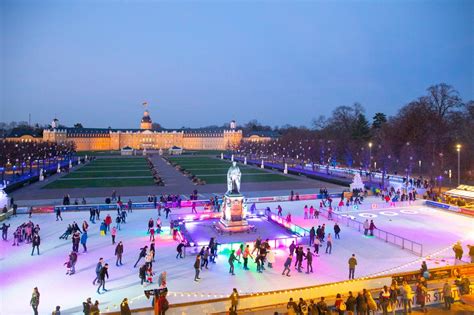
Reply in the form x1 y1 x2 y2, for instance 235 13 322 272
0 197 472 314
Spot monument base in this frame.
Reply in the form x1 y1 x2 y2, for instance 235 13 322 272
217 192 252 233
215 218 252 233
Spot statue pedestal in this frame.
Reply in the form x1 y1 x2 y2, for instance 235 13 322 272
216 193 250 233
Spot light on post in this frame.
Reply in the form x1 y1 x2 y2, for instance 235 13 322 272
456 144 461 186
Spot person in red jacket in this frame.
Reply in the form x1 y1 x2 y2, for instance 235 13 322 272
105 214 112 232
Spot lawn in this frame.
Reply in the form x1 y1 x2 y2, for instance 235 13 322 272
62 170 152 178
168 156 296 184
43 177 155 189
76 150 121 156
42 157 154 189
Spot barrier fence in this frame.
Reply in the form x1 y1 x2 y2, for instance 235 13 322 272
317 204 424 257
101 263 474 315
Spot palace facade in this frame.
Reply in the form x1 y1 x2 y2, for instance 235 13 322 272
42 110 243 151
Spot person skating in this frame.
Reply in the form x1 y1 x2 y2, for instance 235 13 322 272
111 226 117 244
164 207 171 219
363 219 369 236
31 233 40 256
147 218 154 233
309 227 315 246
82 220 89 233
467 244 474 263
176 242 185 259
369 220 376 236
289 240 296 256
89 208 95 223
56 208 63 221
115 241 124 266
348 254 357 279
134 246 148 268
105 214 112 232
296 247 304 272
72 231 80 252
149 225 155 242
334 223 341 239
243 245 252 270
96 263 109 294
282 254 293 276
325 233 333 254
92 258 104 285
453 241 463 260
304 248 314 273
267 247 275 268
115 215 121 231
202 247 210 269
313 237 320 256
30 287 40 315
1 223 10 240
80 231 88 252
229 250 237 275
150 242 156 262
194 255 201 281
139 264 147 286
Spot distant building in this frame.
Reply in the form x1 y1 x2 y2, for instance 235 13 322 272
120 146 134 156
42 109 243 151
5 128 43 143
168 146 183 155
242 130 279 143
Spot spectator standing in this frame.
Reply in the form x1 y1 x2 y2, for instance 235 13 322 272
348 254 357 279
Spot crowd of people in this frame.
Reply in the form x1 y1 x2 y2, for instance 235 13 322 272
2 187 471 315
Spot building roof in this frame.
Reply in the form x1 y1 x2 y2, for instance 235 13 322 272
48 127 241 135
7 127 43 138
244 130 280 138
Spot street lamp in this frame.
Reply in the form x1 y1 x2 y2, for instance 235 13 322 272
456 144 461 186
368 142 373 185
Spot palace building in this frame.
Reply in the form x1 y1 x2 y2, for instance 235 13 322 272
41 109 244 151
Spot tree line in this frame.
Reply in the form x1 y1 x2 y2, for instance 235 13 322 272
239 83 473 184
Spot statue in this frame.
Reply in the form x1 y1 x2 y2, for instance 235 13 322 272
227 161 241 194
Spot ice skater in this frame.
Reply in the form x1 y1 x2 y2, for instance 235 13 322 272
334 223 341 239
176 242 185 259
305 248 314 273
194 255 201 281
92 258 104 285
115 241 124 266
134 246 148 268
31 233 40 256
80 231 88 252
96 263 109 294
282 254 293 276
228 250 237 275
55 208 63 221
1 223 10 240
325 233 333 254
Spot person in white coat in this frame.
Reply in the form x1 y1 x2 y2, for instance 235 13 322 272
267 248 275 268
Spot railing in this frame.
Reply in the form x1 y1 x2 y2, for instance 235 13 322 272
317 206 423 257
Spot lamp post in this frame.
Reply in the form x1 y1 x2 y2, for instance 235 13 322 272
418 160 422 177
456 144 461 186
368 142 373 185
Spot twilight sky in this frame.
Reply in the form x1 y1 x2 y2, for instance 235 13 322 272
1 0 472 129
